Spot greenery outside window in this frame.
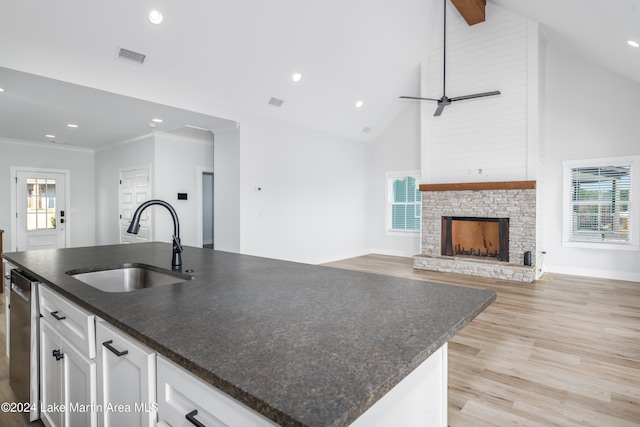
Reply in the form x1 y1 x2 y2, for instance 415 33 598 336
387 172 421 233
563 156 639 251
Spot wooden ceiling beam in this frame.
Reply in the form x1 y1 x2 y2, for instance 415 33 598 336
450 0 486 26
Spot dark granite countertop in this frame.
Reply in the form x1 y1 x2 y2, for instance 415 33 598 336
3 243 495 426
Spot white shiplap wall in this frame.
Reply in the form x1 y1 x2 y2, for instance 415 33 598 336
421 2 534 184
536 31 547 274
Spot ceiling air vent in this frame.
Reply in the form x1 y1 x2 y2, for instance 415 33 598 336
362 126 372 133
116 47 146 65
268 97 284 107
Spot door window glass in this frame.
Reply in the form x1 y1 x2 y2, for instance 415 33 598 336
26 178 57 230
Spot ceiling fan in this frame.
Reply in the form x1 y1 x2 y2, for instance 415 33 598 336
400 0 500 116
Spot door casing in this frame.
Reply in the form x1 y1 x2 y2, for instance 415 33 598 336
10 167 71 252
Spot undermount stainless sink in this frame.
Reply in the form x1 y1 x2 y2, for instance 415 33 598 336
67 263 193 292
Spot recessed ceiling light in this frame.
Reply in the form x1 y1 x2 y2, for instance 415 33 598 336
628 40 640 48
356 100 364 108
148 10 163 25
0 88 4 92
45 134 56 138
152 118 163 123
67 124 78 128
292 72 302 82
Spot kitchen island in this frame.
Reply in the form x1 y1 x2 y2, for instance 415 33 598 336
3 243 495 426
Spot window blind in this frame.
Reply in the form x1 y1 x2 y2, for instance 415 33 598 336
569 164 631 243
390 176 421 231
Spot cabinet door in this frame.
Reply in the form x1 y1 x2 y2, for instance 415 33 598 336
62 338 97 427
96 320 156 427
40 319 64 427
41 318 97 427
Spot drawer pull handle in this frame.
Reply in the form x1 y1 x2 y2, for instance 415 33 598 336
51 311 66 321
186 409 206 427
102 340 129 357
52 349 64 361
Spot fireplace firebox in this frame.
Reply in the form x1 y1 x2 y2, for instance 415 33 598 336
441 216 509 262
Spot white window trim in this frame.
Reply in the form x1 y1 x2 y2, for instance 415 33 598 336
386 171 422 236
562 156 639 251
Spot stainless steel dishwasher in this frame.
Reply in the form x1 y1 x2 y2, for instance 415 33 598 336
10 269 40 421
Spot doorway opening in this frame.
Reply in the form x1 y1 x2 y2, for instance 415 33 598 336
202 172 214 249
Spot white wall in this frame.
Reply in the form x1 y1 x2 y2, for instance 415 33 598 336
154 132 214 248
0 139 96 249
422 3 533 183
214 128 241 253
94 135 154 245
368 104 422 257
543 44 640 282
239 113 370 264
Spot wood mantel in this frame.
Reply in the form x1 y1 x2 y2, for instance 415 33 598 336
419 181 536 192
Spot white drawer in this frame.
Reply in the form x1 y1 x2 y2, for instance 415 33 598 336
39 284 96 359
157 356 276 427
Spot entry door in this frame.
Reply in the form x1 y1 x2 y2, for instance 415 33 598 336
119 167 151 244
16 170 67 251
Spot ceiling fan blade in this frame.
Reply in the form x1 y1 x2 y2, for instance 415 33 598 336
450 91 501 102
399 96 439 102
433 104 446 116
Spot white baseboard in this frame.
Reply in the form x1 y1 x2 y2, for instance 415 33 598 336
308 249 372 265
545 264 640 283
308 249 418 265
367 248 418 258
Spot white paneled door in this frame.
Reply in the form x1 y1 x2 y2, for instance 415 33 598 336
16 170 67 251
119 166 151 244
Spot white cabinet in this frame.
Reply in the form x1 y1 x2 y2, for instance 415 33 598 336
157 356 276 427
40 317 97 427
39 284 97 427
96 320 157 427
40 318 63 427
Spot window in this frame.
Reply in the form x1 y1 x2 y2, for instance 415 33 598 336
563 156 639 250
26 178 57 230
387 172 421 232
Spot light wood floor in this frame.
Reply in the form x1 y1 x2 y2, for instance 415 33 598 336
324 254 640 427
1 256 638 426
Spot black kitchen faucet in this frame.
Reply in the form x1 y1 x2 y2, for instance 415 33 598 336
127 199 183 269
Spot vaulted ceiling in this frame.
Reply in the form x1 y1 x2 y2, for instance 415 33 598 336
0 0 638 148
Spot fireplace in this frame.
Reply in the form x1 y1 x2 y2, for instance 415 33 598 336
441 217 509 262
413 181 537 283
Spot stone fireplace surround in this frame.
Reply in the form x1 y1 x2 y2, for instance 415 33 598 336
413 181 537 283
